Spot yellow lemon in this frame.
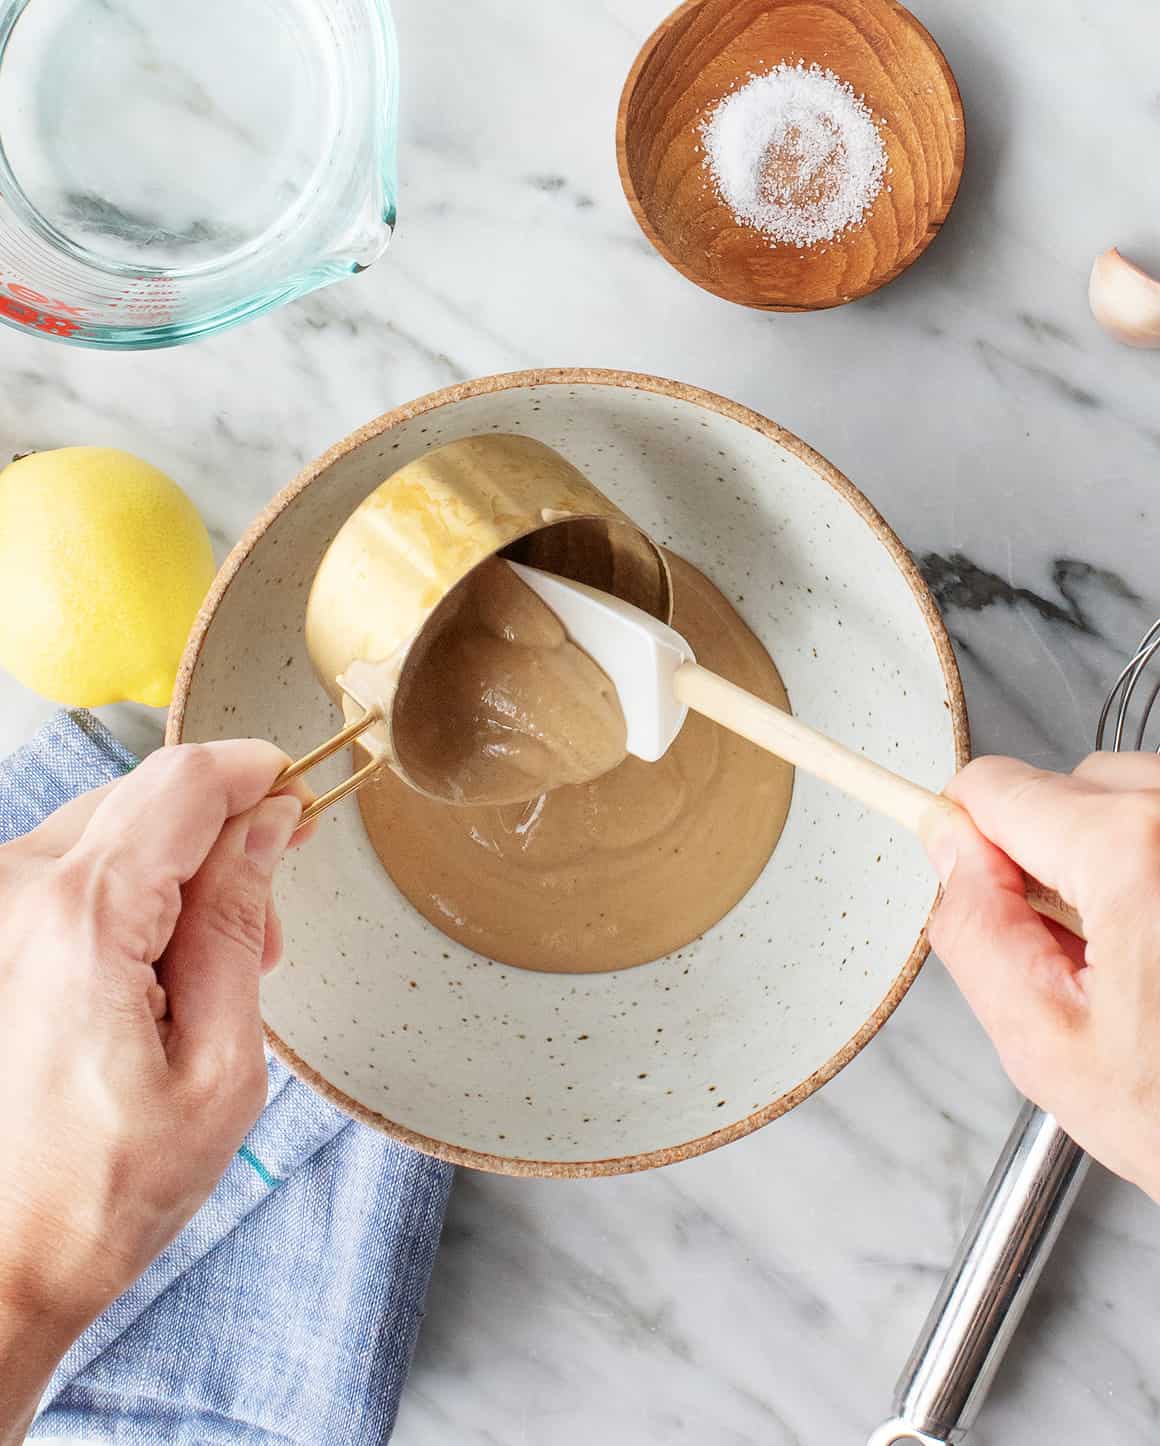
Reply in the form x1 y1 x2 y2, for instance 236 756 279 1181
0 447 215 708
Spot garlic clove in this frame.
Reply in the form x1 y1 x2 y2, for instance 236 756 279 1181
1089 247 1160 349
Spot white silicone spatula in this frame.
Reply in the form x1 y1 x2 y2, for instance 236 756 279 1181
507 560 1081 935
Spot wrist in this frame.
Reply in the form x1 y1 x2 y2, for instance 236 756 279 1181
0 1241 105 1344
0 1290 83 1446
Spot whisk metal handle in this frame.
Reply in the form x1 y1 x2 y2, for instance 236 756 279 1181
868 1101 1089 1445
869 612 1160 1445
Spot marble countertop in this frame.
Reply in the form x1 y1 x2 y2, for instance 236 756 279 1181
4 1 1159 1441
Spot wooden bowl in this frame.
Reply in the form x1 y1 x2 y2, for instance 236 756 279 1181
617 0 966 311
170 369 968 1178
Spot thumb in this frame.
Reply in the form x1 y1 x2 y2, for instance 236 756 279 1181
160 794 301 1080
922 808 1085 1095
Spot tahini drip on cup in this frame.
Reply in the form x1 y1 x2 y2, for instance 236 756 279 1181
279 434 671 820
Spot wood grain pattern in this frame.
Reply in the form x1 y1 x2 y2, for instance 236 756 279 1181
617 0 966 311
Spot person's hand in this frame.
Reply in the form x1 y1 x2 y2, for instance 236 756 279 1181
0 741 309 1444
923 753 1160 1202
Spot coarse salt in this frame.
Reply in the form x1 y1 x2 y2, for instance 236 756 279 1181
700 62 887 249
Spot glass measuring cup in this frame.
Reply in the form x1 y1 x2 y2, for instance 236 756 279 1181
0 0 398 348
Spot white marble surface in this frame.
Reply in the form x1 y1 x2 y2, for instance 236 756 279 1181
3 1 1160 1442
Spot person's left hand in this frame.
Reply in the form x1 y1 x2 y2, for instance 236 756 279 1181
0 741 310 1445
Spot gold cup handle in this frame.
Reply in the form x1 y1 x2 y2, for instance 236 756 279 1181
274 707 382 826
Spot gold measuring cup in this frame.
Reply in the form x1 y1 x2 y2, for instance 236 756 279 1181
280 434 671 823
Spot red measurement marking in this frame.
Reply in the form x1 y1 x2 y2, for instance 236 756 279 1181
0 292 77 337
3 283 88 316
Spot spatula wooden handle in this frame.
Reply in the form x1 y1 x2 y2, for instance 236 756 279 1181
673 662 1084 939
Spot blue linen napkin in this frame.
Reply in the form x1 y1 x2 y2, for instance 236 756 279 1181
0 711 453 1446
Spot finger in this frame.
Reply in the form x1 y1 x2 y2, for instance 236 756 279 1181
949 755 1160 926
19 779 119 856
160 794 301 1076
147 979 168 1020
924 808 1086 1094
23 747 315 862
149 978 172 1048
945 757 1103 905
280 794 318 850
261 895 284 974
1072 750 1160 792
72 740 295 891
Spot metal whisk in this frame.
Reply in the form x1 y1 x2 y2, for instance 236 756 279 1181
868 617 1160 1446
1097 618 1160 753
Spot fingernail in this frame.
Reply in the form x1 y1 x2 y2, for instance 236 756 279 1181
245 796 302 873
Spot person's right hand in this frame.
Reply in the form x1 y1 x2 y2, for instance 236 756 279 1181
923 753 1160 1203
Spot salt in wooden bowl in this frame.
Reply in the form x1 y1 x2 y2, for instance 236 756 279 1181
617 0 966 311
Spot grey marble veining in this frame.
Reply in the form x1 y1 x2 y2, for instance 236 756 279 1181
2 1 1160 1442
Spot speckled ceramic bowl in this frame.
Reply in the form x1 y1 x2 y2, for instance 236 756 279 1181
169 369 968 1177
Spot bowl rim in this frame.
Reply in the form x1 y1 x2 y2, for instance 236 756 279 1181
615 0 967 312
168 367 970 1178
